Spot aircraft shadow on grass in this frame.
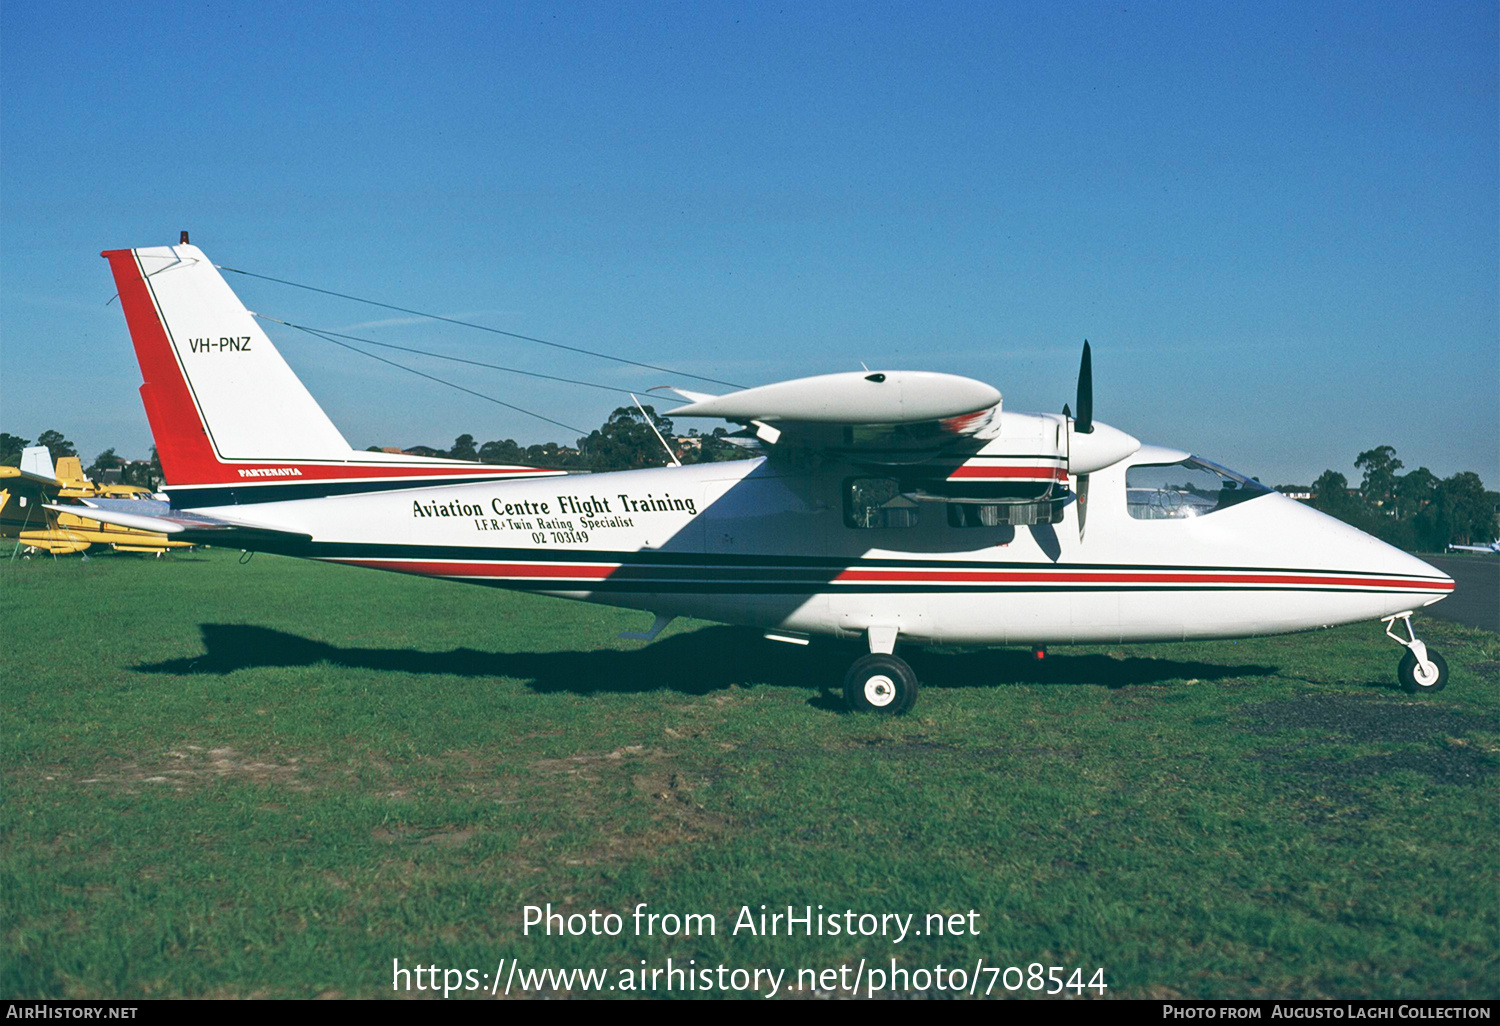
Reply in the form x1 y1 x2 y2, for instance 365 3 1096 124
135 623 1279 700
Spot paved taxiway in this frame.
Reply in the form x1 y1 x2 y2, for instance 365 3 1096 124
1423 555 1499 633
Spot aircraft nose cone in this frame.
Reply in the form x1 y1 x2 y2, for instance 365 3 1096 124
1304 505 1454 611
1405 553 1455 605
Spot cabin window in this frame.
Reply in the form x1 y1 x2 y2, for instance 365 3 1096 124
844 478 919 529
1126 457 1271 520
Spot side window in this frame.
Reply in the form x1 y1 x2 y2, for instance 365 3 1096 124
844 478 919 529
1126 457 1270 520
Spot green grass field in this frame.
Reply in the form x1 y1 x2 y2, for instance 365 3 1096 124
3 549 1496 999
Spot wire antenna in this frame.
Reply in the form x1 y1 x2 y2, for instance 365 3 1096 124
253 313 685 403
217 264 746 389
285 321 589 436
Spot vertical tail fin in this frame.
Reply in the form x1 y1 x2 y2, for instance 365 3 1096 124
19 447 56 479
102 244 353 483
102 242 559 500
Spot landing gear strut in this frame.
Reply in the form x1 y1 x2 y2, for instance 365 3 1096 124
844 628 919 714
1382 611 1448 694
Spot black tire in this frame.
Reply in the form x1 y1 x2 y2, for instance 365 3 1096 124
843 653 919 714
1398 648 1448 694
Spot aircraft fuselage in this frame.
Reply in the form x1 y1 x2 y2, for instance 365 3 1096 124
179 442 1452 648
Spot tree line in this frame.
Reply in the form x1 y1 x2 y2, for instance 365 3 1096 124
0 404 749 491
1288 445 1497 551
6 426 1493 550
0 430 165 489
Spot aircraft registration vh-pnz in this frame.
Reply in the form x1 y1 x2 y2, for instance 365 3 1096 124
74 238 1457 713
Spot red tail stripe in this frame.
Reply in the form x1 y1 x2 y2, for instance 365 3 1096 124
103 249 221 484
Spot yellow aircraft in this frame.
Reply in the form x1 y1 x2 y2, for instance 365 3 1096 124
1 448 192 556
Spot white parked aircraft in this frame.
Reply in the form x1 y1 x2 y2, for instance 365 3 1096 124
73 241 1456 712
1447 541 1499 554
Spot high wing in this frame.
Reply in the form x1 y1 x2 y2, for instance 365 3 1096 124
668 370 1003 462
46 499 312 551
667 369 1139 508
1 463 64 493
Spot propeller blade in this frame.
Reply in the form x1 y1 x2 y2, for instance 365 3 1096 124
1075 340 1093 434
1076 473 1090 540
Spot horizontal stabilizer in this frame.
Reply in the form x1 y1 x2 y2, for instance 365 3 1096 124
0 464 63 492
662 387 719 405
45 502 311 548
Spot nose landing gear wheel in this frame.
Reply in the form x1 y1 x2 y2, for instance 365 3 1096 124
1383 611 1449 696
1399 648 1448 694
844 653 919 714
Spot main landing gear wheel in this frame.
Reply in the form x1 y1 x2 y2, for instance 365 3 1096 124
1382 611 1448 695
1399 648 1448 694
844 653 919 715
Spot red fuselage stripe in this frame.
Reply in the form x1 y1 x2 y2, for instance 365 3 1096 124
832 569 1454 589
325 557 1453 591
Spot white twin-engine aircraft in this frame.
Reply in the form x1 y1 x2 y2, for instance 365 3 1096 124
75 241 1456 713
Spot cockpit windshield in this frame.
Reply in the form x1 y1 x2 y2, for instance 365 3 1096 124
1125 457 1271 520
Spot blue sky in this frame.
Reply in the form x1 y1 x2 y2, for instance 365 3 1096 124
2 0 1495 487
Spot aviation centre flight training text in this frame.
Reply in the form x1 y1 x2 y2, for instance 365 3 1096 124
412 492 698 534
